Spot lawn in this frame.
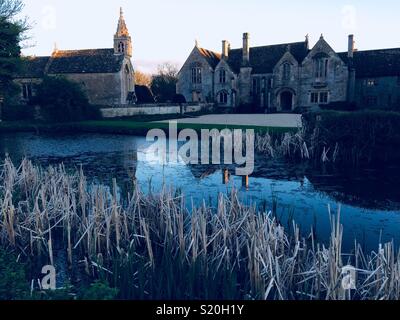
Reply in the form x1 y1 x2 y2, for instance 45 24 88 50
0 118 297 136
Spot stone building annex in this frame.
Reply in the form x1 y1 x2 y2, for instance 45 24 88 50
15 8 135 106
177 33 400 111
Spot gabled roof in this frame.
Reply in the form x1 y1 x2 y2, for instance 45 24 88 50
338 48 400 78
226 41 309 74
197 47 221 69
48 49 125 74
16 49 126 78
16 56 50 78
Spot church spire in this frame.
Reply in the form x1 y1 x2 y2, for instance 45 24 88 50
115 7 129 37
114 7 132 57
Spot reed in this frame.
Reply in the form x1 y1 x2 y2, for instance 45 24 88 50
1 158 400 300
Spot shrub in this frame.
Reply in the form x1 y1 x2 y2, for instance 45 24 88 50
303 110 400 165
172 94 186 104
320 101 358 111
0 249 29 300
32 76 101 122
79 281 119 300
1 104 34 121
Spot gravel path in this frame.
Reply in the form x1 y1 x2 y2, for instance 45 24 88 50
157 114 302 128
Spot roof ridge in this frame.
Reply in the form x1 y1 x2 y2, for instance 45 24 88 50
229 41 306 52
338 47 400 55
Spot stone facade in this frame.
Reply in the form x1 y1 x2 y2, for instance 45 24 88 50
177 33 400 111
14 8 135 106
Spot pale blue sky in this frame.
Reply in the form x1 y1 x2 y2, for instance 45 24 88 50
21 0 400 73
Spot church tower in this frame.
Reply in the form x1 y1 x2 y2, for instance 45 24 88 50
114 7 132 57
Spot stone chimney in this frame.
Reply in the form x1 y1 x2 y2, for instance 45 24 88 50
348 34 355 58
222 40 230 59
242 33 250 65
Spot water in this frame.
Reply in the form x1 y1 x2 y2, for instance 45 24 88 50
0 132 399 252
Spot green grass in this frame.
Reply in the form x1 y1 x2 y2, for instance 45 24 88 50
0 119 297 136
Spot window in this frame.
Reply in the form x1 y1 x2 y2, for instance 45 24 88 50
268 78 273 89
219 69 226 83
22 83 32 100
218 91 228 104
252 78 260 95
282 63 291 81
367 79 378 87
319 92 328 104
315 58 328 79
365 96 378 107
191 67 202 84
118 42 125 53
310 91 329 104
310 92 319 104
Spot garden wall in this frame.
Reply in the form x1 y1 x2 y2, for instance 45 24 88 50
100 103 212 118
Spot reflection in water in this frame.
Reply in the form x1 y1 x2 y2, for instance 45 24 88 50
0 132 399 251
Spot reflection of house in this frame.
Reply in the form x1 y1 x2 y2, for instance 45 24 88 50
14 8 135 106
177 33 400 111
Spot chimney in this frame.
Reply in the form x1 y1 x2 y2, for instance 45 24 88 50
242 33 250 65
222 40 230 59
348 34 355 58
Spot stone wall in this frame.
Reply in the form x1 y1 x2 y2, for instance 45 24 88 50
63 72 123 106
355 76 400 109
101 103 210 118
298 39 349 108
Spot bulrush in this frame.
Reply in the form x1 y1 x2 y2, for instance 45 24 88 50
1 158 400 300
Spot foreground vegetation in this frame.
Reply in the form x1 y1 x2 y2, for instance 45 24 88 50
0 159 400 300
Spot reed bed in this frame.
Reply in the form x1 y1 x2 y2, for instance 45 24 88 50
1 158 400 300
255 128 338 163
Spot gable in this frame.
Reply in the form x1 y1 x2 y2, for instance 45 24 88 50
274 51 299 71
178 46 221 75
303 37 340 64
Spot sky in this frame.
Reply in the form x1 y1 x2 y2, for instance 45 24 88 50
20 0 400 74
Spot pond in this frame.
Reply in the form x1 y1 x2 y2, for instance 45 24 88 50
0 132 399 252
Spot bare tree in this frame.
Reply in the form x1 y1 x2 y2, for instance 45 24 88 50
156 62 179 78
0 0 24 19
150 62 179 103
134 70 152 87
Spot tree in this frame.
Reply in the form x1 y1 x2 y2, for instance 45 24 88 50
134 70 152 87
150 62 178 103
0 0 29 104
33 76 101 122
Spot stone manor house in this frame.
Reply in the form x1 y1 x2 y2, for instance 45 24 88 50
15 8 135 106
177 33 400 111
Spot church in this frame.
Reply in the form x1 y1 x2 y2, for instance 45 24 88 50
177 33 400 111
15 8 135 106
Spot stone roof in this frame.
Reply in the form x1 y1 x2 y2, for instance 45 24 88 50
16 56 50 78
48 49 125 74
226 41 309 74
16 49 126 78
198 47 221 69
338 48 400 78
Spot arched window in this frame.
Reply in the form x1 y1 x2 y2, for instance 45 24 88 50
218 91 228 104
219 69 226 83
315 58 329 79
282 62 291 81
118 42 125 53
